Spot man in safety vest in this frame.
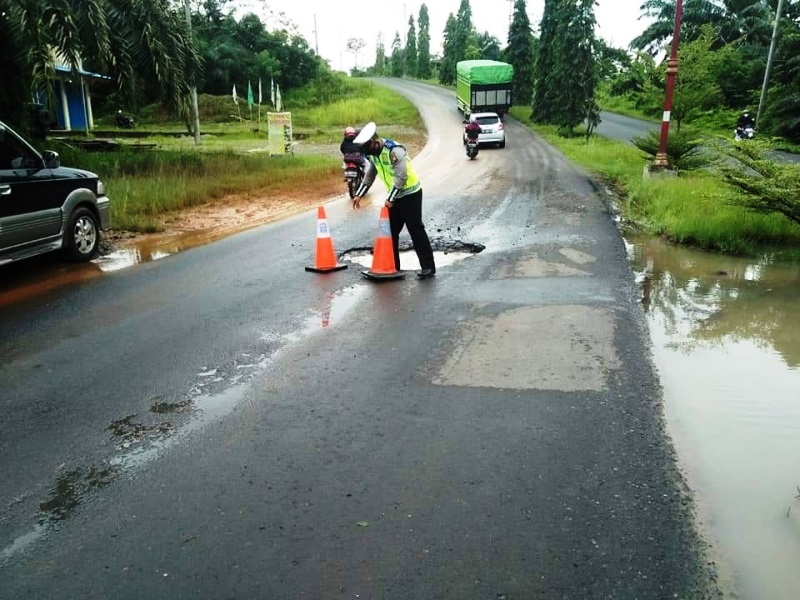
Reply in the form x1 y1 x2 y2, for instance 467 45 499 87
352 121 436 279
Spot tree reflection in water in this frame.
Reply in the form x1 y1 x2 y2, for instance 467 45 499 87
628 234 800 367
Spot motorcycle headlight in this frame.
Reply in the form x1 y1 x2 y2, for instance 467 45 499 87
97 180 106 196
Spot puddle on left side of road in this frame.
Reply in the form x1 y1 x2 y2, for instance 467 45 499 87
626 234 800 599
95 228 258 273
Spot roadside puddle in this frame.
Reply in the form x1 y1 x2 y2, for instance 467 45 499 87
94 228 234 272
627 234 800 598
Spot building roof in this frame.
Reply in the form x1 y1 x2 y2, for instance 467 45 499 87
54 65 111 80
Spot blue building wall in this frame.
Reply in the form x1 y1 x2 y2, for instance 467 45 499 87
62 80 87 130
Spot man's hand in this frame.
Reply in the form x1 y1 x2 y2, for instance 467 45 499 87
353 196 361 210
384 199 394 209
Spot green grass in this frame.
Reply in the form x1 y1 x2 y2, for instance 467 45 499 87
108 155 338 232
52 141 339 232
93 78 422 140
49 75 425 231
510 106 800 255
292 82 422 129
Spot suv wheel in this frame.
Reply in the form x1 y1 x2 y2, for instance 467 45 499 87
65 207 100 262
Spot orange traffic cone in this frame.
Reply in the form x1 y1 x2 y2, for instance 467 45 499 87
306 206 347 273
362 206 405 281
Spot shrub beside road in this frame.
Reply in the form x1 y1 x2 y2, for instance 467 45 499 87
511 106 800 257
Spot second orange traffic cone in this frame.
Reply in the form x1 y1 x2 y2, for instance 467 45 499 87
305 206 347 273
362 206 405 281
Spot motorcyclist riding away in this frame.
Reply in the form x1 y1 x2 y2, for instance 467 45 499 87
464 118 481 141
340 126 364 163
737 110 755 131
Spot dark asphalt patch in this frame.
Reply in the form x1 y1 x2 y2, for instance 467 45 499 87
39 465 119 522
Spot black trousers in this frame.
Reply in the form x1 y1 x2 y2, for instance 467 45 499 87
389 189 435 272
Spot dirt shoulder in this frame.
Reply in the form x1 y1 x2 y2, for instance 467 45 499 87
106 132 427 252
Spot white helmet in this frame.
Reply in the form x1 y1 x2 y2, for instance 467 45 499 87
353 121 377 145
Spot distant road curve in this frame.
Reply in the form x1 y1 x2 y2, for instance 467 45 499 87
595 110 800 164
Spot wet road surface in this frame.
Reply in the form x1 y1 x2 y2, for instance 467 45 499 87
0 80 719 598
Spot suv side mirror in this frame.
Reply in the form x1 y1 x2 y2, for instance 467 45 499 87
42 150 60 169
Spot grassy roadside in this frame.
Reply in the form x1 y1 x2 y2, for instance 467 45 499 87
510 107 800 256
52 78 423 232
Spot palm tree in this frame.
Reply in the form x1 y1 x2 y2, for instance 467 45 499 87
0 0 201 130
631 0 775 53
631 0 726 53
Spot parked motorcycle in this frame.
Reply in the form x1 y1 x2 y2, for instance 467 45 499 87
734 126 755 141
115 110 135 129
466 137 479 160
342 159 365 199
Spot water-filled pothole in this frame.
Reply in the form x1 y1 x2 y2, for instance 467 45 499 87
341 239 484 271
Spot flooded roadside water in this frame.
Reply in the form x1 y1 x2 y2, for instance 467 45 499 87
626 234 800 599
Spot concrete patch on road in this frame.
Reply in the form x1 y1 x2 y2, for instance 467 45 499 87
432 305 619 391
492 249 594 278
559 247 596 265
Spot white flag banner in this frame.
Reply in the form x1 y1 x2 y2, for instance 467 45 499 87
275 85 282 112
270 78 275 107
258 79 262 104
232 84 238 105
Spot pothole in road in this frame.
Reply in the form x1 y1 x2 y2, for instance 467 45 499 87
341 239 485 271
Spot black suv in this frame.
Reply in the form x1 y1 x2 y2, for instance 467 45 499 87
0 119 110 265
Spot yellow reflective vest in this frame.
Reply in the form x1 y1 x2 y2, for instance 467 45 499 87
369 139 421 198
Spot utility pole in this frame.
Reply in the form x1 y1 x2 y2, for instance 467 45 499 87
653 0 683 169
183 0 201 145
313 14 319 55
756 0 784 127
403 3 407 46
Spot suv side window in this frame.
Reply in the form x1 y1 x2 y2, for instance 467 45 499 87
0 127 41 171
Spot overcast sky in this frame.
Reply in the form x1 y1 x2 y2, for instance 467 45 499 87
233 0 653 72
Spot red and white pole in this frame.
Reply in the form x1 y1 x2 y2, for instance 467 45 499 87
654 0 684 168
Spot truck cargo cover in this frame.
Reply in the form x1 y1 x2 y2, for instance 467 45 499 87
456 60 514 84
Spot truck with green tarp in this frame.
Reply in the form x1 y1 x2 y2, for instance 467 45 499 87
456 60 514 119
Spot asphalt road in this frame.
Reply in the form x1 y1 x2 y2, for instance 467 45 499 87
596 110 800 164
0 81 720 599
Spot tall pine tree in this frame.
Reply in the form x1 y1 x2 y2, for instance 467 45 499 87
390 31 404 77
531 0 559 123
405 16 418 77
439 14 458 85
417 4 432 80
506 0 536 105
532 0 599 135
373 32 386 75
453 0 474 64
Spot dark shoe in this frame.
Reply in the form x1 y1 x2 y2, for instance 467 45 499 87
417 269 436 279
